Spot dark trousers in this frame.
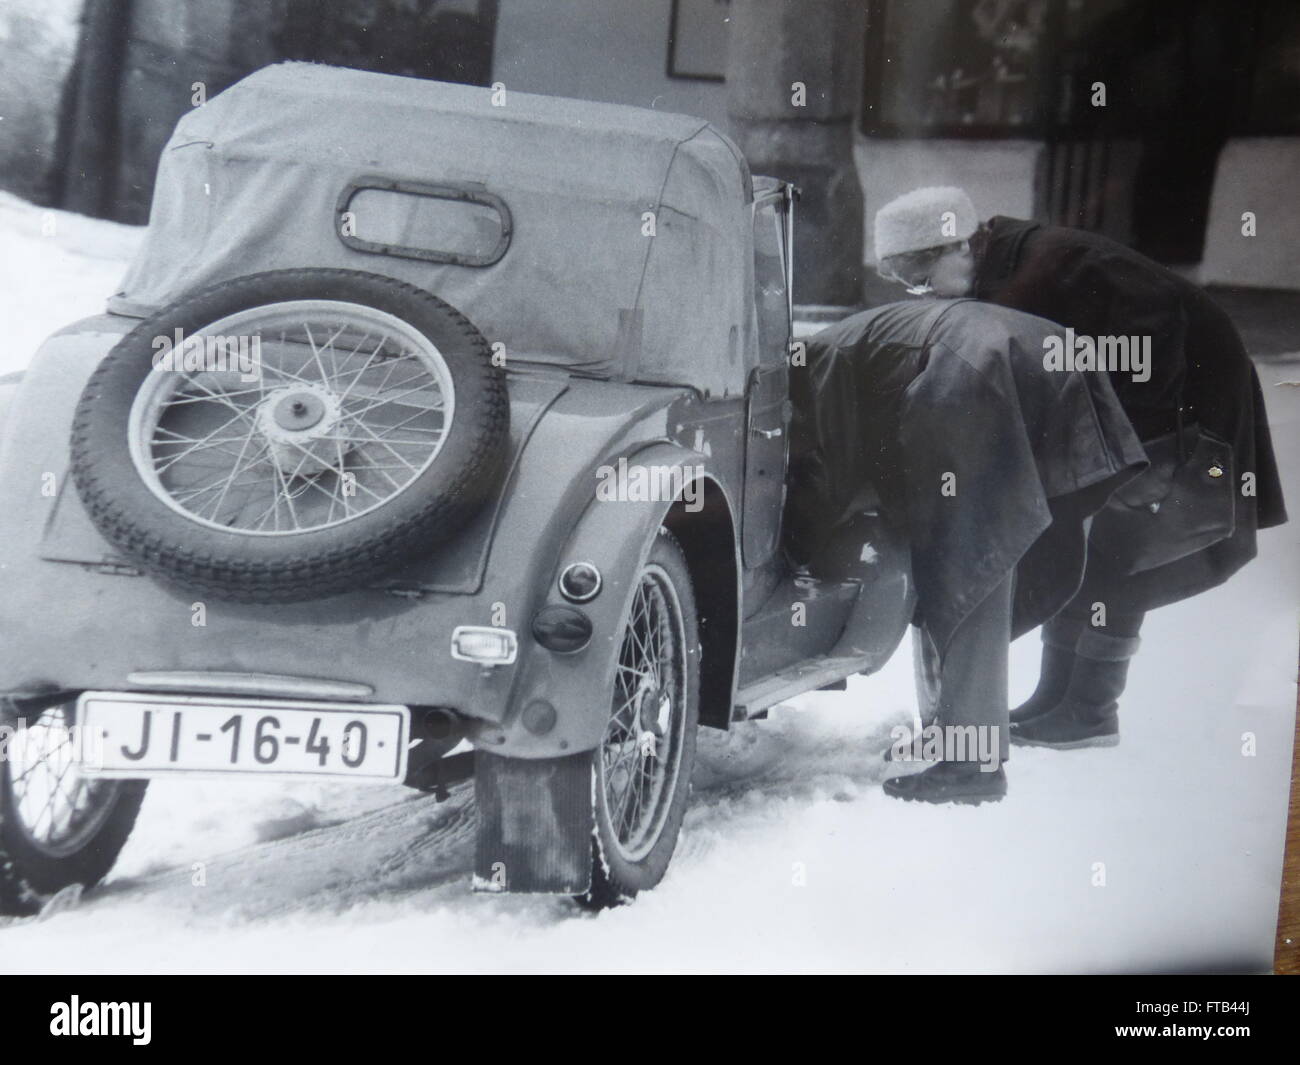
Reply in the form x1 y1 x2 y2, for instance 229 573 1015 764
915 572 1014 762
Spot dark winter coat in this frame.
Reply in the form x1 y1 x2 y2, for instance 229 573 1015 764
786 299 1147 658
974 216 1287 613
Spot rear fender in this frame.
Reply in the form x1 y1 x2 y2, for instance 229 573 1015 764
480 443 740 758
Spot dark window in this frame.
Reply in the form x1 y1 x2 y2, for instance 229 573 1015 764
862 0 1054 138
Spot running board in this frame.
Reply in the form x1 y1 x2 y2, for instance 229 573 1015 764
732 654 871 721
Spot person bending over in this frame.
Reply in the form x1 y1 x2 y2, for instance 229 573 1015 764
870 187 1286 750
786 298 1145 804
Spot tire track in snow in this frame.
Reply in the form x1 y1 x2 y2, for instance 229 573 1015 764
676 705 916 865
93 784 478 922
47 695 916 924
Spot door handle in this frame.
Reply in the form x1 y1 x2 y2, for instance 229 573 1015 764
751 426 782 440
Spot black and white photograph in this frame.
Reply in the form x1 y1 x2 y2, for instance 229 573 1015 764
0 0 1297 999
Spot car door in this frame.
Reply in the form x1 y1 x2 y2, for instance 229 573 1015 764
741 189 793 567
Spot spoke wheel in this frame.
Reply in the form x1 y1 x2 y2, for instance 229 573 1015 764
70 269 509 602
580 530 699 909
0 701 147 916
127 301 455 536
600 564 687 862
9 706 118 856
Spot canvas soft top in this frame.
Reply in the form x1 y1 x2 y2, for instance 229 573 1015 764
111 63 758 396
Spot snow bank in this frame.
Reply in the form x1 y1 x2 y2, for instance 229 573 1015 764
0 191 140 374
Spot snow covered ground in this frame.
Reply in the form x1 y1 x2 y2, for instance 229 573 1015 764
0 192 1296 973
0 192 141 375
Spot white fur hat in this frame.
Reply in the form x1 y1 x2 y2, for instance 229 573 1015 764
874 186 978 261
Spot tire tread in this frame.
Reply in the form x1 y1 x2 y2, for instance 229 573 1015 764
69 269 509 602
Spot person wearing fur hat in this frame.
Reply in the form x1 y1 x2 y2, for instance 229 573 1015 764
872 186 1287 751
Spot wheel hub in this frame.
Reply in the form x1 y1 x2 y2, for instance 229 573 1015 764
272 391 327 430
256 384 345 474
637 685 671 737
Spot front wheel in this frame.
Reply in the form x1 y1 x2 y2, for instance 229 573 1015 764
578 529 700 909
0 701 147 916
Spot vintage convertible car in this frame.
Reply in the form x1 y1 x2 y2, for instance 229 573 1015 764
0 63 912 913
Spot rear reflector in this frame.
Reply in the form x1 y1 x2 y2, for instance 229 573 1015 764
531 605 593 653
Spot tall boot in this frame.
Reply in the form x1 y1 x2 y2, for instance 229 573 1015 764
1009 628 1139 749
1009 614 1083 725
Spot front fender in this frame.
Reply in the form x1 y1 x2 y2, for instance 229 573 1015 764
476 443 738 758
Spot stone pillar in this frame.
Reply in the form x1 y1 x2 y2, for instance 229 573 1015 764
725 0 865 307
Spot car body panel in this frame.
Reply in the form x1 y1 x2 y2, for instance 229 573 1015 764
0 323 750 746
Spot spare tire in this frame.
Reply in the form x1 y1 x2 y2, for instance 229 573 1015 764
71 269 508 602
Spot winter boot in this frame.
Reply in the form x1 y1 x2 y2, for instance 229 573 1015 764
1009 615 1083 725
1009 629 1139 749
882 759 1007 805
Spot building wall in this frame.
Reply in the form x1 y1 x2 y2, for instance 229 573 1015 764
0 0 85 204
492 0 729 131
1200 138 1300 290
854 137 1043 262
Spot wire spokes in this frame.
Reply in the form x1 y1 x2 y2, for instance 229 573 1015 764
6 704 118 856
128 301 456 536
600 565 688 862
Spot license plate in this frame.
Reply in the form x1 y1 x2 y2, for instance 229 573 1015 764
75 692 409 783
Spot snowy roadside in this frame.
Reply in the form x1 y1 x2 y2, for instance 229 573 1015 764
0 191 141 375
